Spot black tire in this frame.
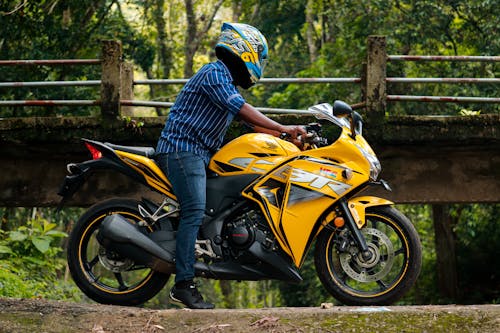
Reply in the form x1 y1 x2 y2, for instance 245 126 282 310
314 205 422 305
67 198 170 306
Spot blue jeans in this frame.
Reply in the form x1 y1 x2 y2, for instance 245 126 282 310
157 151 206 283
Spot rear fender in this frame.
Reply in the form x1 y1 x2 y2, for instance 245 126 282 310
57 156 135 209
347 196 394 229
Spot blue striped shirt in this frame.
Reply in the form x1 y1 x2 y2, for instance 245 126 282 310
156 60 245 164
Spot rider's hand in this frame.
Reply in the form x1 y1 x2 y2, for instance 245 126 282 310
280 125 307 140
279 125 307 150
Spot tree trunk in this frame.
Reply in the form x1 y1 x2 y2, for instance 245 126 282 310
146 68 161 115
306 0 318 63
183 0 197 78
1 208 12 231
183 0 225 78
321 0 335 45
432 204 459 301
153 0 173 80
219 280 235 308
231 0 243 22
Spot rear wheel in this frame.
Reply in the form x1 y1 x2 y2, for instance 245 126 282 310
315 205 421 305
67 198 170 306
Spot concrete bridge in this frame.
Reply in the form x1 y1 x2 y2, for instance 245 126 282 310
0 112 498 207
0 36 499 207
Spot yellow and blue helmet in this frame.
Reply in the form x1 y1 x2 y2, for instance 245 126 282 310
215 23 268 84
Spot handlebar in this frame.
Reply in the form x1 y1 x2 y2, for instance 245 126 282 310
280 123 328 150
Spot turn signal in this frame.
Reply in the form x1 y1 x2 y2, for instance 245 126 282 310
334 217 345 228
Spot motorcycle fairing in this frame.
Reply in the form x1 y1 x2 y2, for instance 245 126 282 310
115 150 176 200
242 155 366 267
205 173 260 215
208 133 300 176
58 139 178 205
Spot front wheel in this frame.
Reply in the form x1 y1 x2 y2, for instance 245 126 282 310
315 205 422 305
67 198 170 306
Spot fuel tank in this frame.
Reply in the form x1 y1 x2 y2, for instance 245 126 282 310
208 133 300 176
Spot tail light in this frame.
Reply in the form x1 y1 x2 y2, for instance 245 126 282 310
84 142 103 160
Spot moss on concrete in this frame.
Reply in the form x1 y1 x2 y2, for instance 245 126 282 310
0 298 499 333
1 114 499 147
376 114 500 145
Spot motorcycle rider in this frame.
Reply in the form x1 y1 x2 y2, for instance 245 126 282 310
155 23 305 309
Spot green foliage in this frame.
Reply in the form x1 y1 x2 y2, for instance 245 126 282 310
205 280 283 309
0 260 81 301
278 251 336 307
0 0 153 117
0 0 499 306
453 204 500 303
395 204 438 304
143 278 284 309
383 0 500 115
122 116 145 133
0 213 80 301
0 217 67 261
1 0 498 116
1 201 499 307
459 109 481 116
394 204 500 305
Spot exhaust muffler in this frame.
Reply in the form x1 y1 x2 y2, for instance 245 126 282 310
96 214 176 274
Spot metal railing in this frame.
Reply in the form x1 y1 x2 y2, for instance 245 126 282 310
0 59 101 66
127 77 363 114
386 55 500 104
0 37 498 118
0 57 103 109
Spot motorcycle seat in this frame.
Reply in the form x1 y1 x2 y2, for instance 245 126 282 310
104 142 156 158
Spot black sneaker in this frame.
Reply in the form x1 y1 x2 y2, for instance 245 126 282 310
169 282 215 309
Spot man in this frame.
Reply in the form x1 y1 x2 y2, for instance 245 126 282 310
156 22 305 309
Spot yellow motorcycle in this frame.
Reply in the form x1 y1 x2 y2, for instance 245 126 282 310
58 100 421 306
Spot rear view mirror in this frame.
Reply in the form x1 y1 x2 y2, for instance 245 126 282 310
332 100 353 117
351 111 363 136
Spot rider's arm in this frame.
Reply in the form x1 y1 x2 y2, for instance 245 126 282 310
238 103 305 139
243 121 281 136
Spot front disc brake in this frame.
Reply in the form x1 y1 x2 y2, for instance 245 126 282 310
339 228 395 282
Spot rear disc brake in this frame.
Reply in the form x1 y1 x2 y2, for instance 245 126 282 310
98 246 134 273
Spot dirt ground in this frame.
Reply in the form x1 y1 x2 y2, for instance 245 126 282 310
0 297 499 333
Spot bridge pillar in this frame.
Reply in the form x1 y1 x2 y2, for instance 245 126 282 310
100 40 122 119
366 36 387 126
121 62 135 117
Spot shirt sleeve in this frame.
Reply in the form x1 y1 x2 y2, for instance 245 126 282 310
201 68 245 116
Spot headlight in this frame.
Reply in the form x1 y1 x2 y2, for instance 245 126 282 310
367 153 381 180
359 147 381 181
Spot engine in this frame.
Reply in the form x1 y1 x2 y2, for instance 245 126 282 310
226 219 256 249
223 210 273 254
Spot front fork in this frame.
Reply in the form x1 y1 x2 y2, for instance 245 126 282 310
338 198 371 260
338 196 394 261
